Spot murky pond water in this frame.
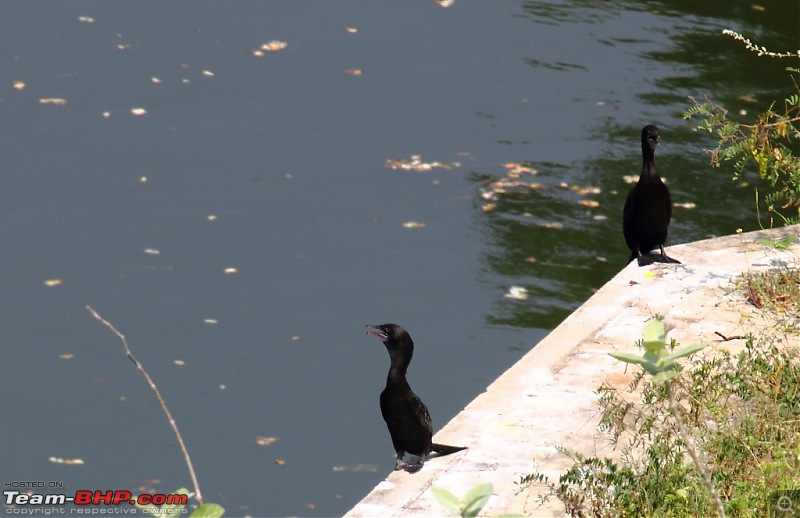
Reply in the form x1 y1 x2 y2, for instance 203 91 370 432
2 1 796 516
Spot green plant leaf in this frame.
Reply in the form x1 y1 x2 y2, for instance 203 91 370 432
642 347 664 363
642 318 666 343
431 487 461 513
662 342 707 363
651 370 680 383
462 482 493 518
190 503 225 518
608 351 651 366
609 352 664 376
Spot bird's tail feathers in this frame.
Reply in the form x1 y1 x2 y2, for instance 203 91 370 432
429 443 467 459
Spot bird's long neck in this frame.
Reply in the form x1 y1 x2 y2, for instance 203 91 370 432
386 348 412 383
641 146 657 178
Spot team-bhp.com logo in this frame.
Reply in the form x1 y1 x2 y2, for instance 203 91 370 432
5 489 188 513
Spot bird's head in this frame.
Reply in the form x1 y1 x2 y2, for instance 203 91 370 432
642 124 660 152
366 323 414 355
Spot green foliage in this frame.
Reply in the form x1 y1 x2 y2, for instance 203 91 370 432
431 482 494 518
757 234 798 250
683 66 800 225
609 317 707 382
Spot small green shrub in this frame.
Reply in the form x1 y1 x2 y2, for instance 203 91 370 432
520 327 800 517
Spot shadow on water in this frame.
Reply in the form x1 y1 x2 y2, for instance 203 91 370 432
1 1 797 516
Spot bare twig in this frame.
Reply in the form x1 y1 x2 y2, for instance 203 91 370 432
760 115 800 129
714 331 747 342
86 306 204 505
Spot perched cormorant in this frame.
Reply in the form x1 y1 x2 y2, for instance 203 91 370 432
622 125 681 266
366 323 466 473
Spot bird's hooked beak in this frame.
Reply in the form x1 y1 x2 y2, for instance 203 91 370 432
365 324 388 341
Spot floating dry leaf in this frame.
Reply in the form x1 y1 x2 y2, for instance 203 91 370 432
256 436 278 446
384 155 455 172
78 16 95 23
202 70 214 77
674 202 696 209
59 354 75 360
503 162 538 177
102 111 111 118
13 80 25 90
570 185 601 195
489 179 542 191
204 319 218 325
139 176 148 183
49 457 84 465
143 248 160 255
504 286 528 300
130 107 147 116
346 27 358 33
622 175 639 184
402 221 426 229
262 40 288 51
207 214 218 221
44 278 64 287
291 335 301 342
578 200 600 208
40 98 68 106
173 360 185 366
481 203 496 212
435 0 456 6
151 77 162 84
537 221 564 229
224 267 238 275
274 459 286 466
344 68 363 76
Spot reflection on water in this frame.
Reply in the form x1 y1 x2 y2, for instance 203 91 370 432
1 1 796 516
479 0 798 329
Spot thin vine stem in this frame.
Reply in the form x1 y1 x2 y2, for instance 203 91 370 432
86 305 204 506
665 382 726 518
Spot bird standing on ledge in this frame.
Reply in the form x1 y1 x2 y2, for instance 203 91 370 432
623 124 681 266
366 323 466 473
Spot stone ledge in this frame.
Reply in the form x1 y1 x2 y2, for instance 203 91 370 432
345 225 800 517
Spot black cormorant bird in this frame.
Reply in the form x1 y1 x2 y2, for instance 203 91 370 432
622 125 681 266
366 323 466 473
